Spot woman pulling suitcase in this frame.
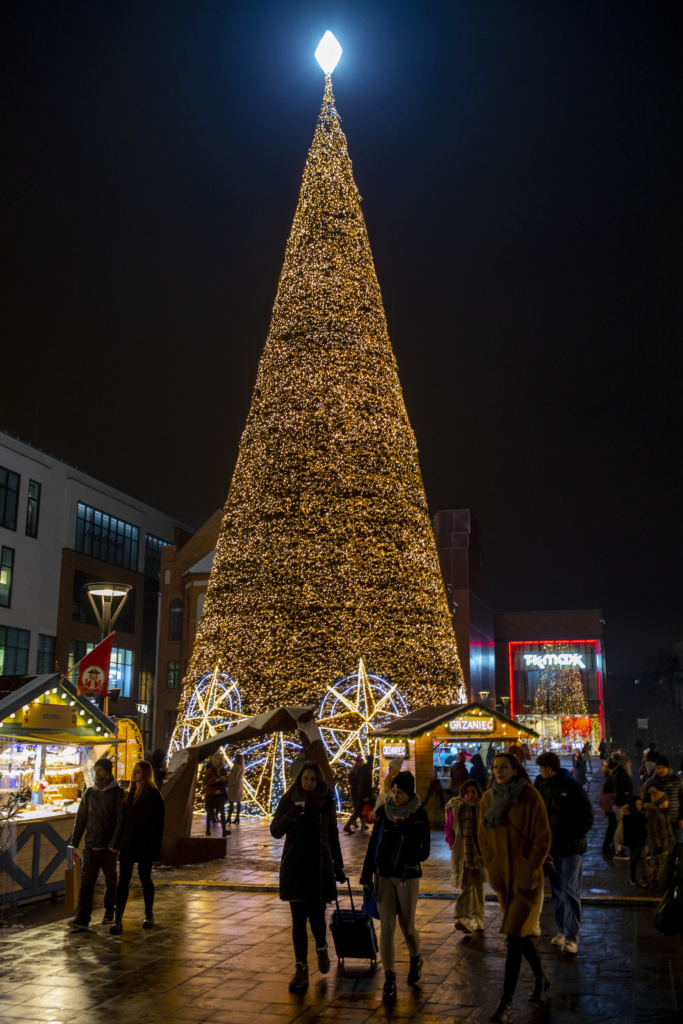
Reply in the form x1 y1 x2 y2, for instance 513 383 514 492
270 760 346 992
360 770 430 1002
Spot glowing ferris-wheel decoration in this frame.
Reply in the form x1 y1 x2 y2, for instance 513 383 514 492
317 658 409 785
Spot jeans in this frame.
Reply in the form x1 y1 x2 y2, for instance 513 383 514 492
75 848 117 924
116 855 155 916
549 853 583 943
290 901 327 963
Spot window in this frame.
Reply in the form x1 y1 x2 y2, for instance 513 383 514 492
68 640 135 698
36 634 56 674
25 480 41 538
144 534 171 580
0 547 14 607
75 502 139 571
168 599 183 641
167 660 181 689
0 626 30 676
0 468 19 530
164 709 177 741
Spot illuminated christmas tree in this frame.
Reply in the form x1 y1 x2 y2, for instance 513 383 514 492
174 38 463 737
532 663 588 716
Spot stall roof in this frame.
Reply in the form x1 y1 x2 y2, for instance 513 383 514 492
370 702 540 740
0 673 119 744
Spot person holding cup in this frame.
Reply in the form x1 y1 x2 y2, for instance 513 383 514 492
270 760 346 993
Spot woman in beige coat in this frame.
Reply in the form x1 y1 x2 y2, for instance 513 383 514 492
227 753 245 824
478 753 551 1023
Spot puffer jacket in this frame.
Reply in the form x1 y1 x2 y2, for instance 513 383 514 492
71 779 123 849
533 768 594 856
360 801 430 885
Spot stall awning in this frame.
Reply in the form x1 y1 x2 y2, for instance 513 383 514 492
0 673 119 744
369 702 540 741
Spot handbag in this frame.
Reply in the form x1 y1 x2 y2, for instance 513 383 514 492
361 820 384 920
598 790 615 814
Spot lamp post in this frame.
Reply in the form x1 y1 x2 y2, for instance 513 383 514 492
501 695 510 718
479 691 490 708
84 582 132 715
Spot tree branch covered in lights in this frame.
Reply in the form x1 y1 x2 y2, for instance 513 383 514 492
176 74 464 726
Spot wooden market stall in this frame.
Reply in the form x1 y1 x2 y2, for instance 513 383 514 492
0 673 119 906
371 703 540 827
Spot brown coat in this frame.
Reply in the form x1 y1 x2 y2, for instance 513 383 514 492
478 783 551 937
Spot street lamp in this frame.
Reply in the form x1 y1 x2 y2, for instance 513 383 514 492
85 582 132 638
501 695 510 716
479 691 490 707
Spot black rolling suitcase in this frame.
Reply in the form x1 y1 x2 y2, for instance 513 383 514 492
330 879 379 968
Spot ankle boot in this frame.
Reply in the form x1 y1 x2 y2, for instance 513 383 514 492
382 970 397 1002
288 962 309 992
490 995 513 1023
109 912 123 935
407 954 422 985
529 971 550 1005
316 944 330 974
142 908 155 929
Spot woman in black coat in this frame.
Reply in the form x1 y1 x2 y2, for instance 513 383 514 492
270 760 346 992
109 760 165 933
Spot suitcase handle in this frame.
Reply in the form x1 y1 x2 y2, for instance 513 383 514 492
335 877 358 920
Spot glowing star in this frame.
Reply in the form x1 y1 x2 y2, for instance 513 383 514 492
170 665 245 751
315 30 342 75
317 659 409 788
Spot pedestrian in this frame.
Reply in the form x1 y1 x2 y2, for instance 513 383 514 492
109 760 165 933
620 795 649 889
644 786 676 890
344 754 373 833
643 757 683 842
469 752 489 790
204 751 229 837
612 754 633 858
598 738 607 760
271 761 345 992
147 748 168 790
445 778 486 933
534 751 593 953
505 741 526 762
598 757 618 856
373 757 402 816
486 744 497 769
449 750 469 797
478 753 551 1023
572 749 588 788
68 757 123 931
360 770 430 1002
227 753 245 824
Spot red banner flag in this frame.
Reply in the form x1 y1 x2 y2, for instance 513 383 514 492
77 634 115 698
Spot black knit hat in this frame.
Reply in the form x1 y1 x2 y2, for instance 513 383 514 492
655 756 669 768
94 757 113 775
393 770 415 797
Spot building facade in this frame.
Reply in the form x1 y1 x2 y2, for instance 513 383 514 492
494 609 607 749
0 432 191 750
433 509 495 704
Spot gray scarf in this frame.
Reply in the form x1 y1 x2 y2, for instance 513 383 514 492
384 792 421 820
482 775 528 828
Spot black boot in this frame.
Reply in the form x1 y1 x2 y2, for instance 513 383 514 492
382 970 397 1003
490 995 513 1023
101 909 115 925
142 909 155 929
529 971 550 1005
289 962 309 992
109 912 123 935
407 955 422 985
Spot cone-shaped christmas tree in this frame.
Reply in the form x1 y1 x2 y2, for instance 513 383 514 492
175 68 463 725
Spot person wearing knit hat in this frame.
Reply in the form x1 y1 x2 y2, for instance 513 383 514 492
360 769 430 1002
643 756 683 844
67 755 123 931
372 758 404 818
644 786 675 890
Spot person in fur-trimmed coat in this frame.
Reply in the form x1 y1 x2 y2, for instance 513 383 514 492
445 778 486 933
478 753 552 1023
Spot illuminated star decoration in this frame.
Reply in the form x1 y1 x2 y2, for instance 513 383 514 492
170 665 244 752
317 658 409 786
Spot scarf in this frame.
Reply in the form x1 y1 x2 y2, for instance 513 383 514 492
384 792 421 820
94 775 114 792
458 801 482 868
482 775 528 828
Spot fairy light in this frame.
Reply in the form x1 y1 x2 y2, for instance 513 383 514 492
173 55 464 741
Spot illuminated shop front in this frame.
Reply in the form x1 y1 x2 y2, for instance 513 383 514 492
508 639 605 749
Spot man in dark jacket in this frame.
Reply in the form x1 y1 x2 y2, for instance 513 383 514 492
343 754 373 833
68 757 123 930
535 751 594 954
449 751 469 796
643 756 683 842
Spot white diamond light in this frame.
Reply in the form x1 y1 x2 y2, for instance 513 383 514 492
315 31 342 75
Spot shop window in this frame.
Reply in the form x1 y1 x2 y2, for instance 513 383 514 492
167 660 181 689
0 625 30 676
36 634 56 674
25 480 41 538
168 599 183 641
0 547 15 607
68 640 134 698
144 533 171 580
75 501 139 571
164 709 177 741
0 467 19 530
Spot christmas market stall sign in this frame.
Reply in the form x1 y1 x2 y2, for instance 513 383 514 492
0 672 119 905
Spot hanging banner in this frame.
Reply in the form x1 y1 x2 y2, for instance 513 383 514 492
77 634 114 698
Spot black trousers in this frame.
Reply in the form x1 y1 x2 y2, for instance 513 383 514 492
290 901 327 963
602 812 617 853
503 935 543 1000
116 854 155 915
206 795 226 831
76 848 117 923
227 800 241 821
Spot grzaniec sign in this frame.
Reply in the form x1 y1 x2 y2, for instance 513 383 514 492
447 717 494 733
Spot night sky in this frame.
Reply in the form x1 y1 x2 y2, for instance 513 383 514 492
2 2 681 674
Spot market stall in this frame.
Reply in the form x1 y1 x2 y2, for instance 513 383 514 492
0 673 118 905
371 703 540 827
